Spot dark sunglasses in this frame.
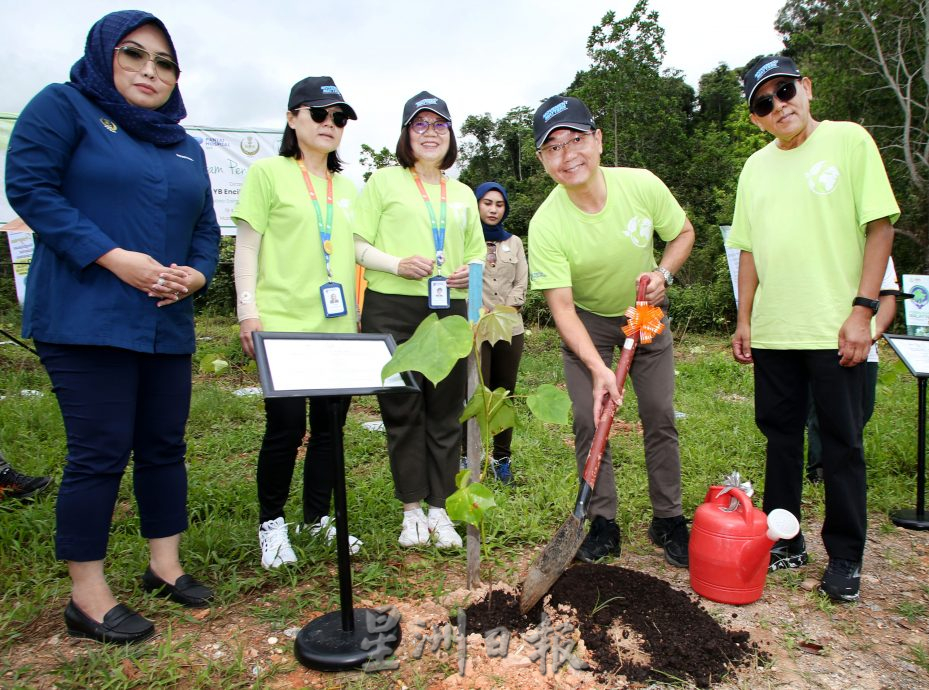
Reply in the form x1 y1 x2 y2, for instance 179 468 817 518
294 107 349 128
751 80 798 117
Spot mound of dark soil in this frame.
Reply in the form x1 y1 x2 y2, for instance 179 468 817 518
463 563 766 687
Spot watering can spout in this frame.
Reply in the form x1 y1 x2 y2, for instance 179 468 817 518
740 508 800 578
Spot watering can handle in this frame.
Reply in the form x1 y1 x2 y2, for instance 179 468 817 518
712 486 754 526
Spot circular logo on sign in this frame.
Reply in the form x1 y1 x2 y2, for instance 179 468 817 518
240 136 260 156
805 160 840 195
100 118 118 133
912 285 929 310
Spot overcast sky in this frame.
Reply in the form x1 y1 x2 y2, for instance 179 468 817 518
2 0 785 185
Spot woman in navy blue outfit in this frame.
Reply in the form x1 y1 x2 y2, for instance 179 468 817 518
5 10 220 644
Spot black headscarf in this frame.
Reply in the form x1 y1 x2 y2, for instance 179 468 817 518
474 181 512 242
68 10 187 146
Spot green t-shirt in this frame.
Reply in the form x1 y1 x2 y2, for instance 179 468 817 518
231 156 358 333
727 121 900 349
353 166 485 298
528 167 686 316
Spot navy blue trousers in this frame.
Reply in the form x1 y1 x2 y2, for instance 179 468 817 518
36 342 191 561
753 348 867 562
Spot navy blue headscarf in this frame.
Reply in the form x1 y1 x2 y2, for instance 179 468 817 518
68 10 187 146
474 181 511 242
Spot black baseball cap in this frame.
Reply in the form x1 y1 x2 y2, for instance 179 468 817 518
401 91 452 126
287 76 357 119
533 95 596 148
743 55 802 104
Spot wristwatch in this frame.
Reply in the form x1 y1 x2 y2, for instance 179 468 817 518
656 266 674 286
852 296 880 314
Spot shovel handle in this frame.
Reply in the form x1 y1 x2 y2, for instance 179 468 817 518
578 275 651 496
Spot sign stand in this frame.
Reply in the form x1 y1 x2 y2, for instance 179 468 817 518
252 332 420 669
883 334 929 530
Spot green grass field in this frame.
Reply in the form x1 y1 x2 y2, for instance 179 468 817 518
0 315 923 687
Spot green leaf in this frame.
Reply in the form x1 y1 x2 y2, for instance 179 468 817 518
199 354 229 375
527 383 571 425
460 386 515 438
381 314 473 386
445 476 497 527
475 306 521 347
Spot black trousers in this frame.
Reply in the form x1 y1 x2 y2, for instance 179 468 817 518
753 348 867 562
256 395 350 525
361 290 467 508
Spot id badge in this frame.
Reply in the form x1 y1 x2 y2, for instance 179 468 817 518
428 276 450 310
320 282 347 318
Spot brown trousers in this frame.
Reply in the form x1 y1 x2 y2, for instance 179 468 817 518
562 307 682 520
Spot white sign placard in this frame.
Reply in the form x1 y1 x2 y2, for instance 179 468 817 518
720 225 740 308
902 275 929 332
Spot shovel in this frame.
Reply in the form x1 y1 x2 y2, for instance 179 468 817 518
519 275 664 614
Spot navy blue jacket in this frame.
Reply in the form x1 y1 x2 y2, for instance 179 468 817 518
6 84 220 354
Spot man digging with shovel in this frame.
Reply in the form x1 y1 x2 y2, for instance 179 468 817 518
527 95 695 570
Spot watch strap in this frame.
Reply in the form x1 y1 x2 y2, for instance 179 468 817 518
852 296 879 314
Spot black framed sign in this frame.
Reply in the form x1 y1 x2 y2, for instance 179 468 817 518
251 332 419 398
884 333 929 378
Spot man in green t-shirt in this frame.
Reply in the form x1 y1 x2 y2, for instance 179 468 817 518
528 95 695 567
727 55 898 603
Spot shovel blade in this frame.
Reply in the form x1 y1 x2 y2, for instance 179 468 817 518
519 515 586 614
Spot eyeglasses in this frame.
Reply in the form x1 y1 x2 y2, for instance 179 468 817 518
751 80 798 117
538 131 594 158
294 107 349 128
113 45 179 83
486 242 497 266
410 119 451 135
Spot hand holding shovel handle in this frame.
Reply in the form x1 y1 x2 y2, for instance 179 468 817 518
519 274 664 614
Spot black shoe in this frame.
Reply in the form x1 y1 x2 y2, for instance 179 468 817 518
806 467 823 484
0 461 51 500
576 516 621 563
769 532 809 571
64 600 154 644
818 558 861 602
142 567 213 608
648 515 690 568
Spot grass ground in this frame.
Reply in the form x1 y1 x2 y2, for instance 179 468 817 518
0 315 925 687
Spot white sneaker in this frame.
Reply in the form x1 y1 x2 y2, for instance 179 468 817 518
308 515 363 555
398 508 430 547
259 517 297 569
427 507 462 548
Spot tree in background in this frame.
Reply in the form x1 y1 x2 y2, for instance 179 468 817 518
777 0 929 270
359 144 397 182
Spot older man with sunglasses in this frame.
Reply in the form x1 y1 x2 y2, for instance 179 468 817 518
727 55 898 603
528 95 695 568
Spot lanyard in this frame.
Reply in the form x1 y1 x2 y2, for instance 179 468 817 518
411 170 447 269
296 160 335 280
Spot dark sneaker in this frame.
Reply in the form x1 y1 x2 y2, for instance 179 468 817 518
0 461 52 500
769 533 809 572
576 516 621 563
818 558 861 602
492 457 513 485
648 515 690 568
806 466 823 484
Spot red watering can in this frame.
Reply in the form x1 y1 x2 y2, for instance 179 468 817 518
689 486 799 605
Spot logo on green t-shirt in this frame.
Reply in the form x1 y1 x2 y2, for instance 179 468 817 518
624 216 653 248
805 160 841 195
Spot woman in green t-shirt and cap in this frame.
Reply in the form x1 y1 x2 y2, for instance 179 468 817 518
233 76 361 569
354 91 485 549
